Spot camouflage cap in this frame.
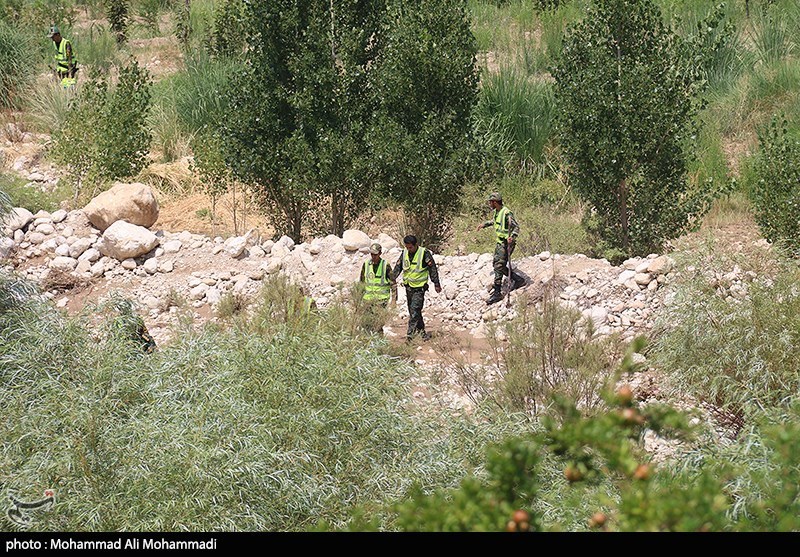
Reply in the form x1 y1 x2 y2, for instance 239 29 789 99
48 25 60 37
488 192 503 202
369 242 382 254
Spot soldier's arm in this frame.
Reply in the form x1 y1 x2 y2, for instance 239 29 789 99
507 212 520 240
391 256 403 282
424 250 441 288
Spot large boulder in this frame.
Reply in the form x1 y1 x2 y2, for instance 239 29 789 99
342 229 371 251
83 182 159 231
97 220 159 260
3 207 33 233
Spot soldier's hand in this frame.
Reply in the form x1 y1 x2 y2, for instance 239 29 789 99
475 223 483 232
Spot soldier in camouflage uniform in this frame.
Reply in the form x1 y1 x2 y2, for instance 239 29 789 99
391 235 441 341
475 192 525 305
111 298 156 354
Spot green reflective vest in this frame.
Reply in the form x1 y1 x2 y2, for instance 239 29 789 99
53 38 76 71
493 206 510 243
363 259 391 301
402 247 428 288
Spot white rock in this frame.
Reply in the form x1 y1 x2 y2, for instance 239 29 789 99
635 260 651 273
308 241 321 255
178 231 193 243
75 259 91 275
584 306 608 327
377 233 400 252
121 258 137 270
212 244 224 255
275 235 295 250
28 232 45 245
83 182 159 231
89 261 106 278
190 283 209 300
162 239 182 253
159 260 174 273
538 251 551 261
217 270 232 281
143 295 161 309
342 229 371 251
55 244 71 257
51 209 67 223
271 243 290 260
61 226 74 238
28 172 45 181
143 258 159 275
56 297 69 308
202 277 217 286
206 288 222 305
35 223 55 235
6 208 33 232
634 272 652 285
0 237 14 258
13 229 24 242
68 238 92 259
647 255 673 275
223 236 247 258
647 279 658 292
97 221 159 260
249 245 265 258
50 256 78 271
618 270 636 283
262 240 274 254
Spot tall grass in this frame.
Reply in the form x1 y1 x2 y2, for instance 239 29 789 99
73 23 119 73
24 78 78 135
0 21 38 109
474 68 555 172
651 244 800 418
0 278 514 531
747 5 794 66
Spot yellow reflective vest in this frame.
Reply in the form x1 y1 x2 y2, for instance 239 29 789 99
402 247 428 288
363 259 391 302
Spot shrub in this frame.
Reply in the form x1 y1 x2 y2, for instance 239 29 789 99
104 0 129 44
52 59 152 203
651 244 800 418
747 117 800 255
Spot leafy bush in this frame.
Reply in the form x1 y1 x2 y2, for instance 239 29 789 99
104 0 129 44
747 117 800 254
52 59 152 203
0 173 69 213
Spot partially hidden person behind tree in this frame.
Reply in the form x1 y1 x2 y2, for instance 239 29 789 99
476 192 525 305
392 235 441 341
48 25 78 83
359 242 397 332
111 298 156 354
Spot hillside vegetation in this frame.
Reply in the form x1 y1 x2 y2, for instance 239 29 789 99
1 0 799 531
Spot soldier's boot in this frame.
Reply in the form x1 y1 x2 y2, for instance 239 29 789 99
510 273 526 292
487 284 503 305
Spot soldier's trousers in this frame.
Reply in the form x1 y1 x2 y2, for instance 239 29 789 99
493 242 521 287
405 286 426 339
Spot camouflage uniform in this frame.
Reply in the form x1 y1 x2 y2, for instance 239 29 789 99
392 247 441 340
481 207 522 287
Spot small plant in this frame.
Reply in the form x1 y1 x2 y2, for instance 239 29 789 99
53 59 152 203
104 0 129 44
215 290 249 319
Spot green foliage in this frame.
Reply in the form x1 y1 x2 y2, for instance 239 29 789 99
104 0 129 44
473 68 555 173
493 286 622 413
747 117 800 254
136 0 166 35
0 20 37 109
207 0 245 57
0 173 69 213
189 130 230 225
652 245 800 417
220 0 383 241
53 59 152 202
352 339 748 531
553 0 715 260
368 0 479 250
748 3 794 66
682 2 743 92
0 278 507 530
